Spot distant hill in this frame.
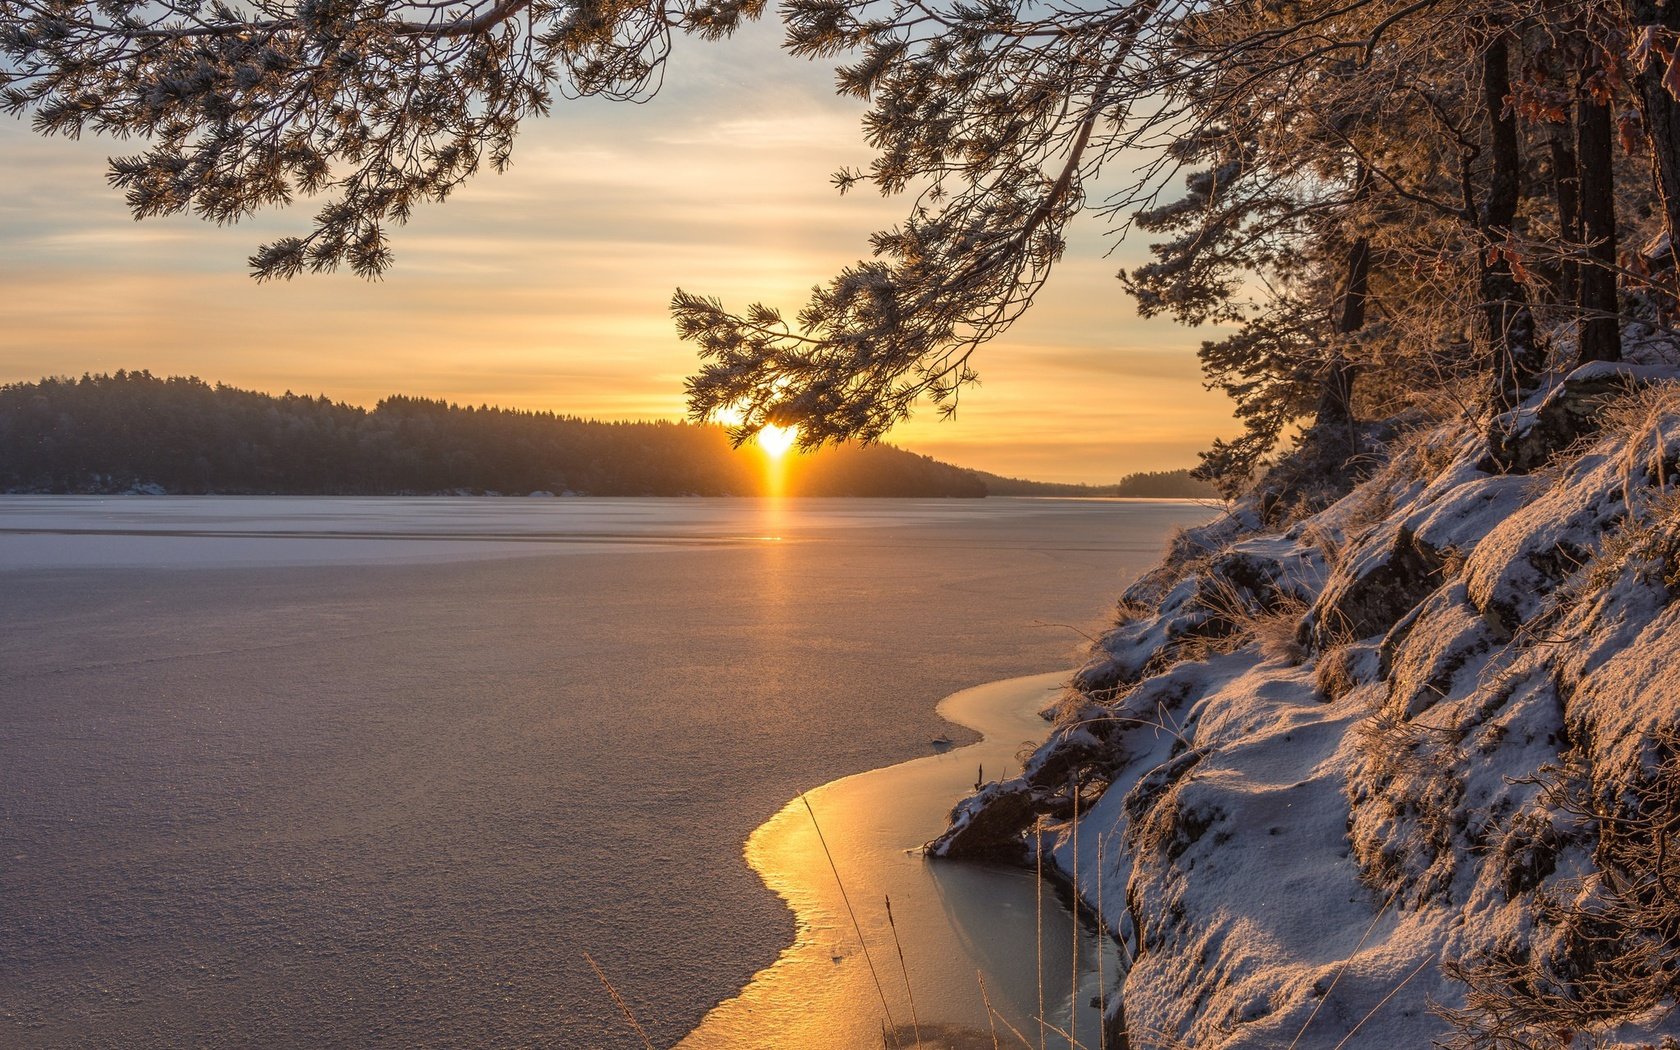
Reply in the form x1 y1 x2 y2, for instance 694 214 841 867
0 372 988 497
0 372 1216 499
967 468 1220 500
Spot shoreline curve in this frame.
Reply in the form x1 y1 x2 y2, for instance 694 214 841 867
679 671 1114 1050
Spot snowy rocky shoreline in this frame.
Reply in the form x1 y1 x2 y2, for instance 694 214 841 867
933 354 1680 1048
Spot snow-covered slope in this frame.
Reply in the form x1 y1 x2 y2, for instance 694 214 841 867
934 358 1680 1048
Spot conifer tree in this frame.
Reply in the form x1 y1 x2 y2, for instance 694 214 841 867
5 0 1679 474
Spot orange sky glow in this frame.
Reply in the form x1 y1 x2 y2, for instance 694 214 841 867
0 20 1238 484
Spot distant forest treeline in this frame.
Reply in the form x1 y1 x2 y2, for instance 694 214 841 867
0 372 986 496
0 372 1210 498
971 469 1218 499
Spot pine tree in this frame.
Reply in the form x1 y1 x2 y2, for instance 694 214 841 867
6 0 1678 474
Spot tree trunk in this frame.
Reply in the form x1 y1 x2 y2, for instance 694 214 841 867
1314 241 1369 431
1479 32 1544 407
1312 354 1359 436
1630 0 1680 255
1576 77 1621 363
1550 129 1580 306
1313 171 1372 435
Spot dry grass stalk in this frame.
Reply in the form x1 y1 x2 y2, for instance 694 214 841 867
1328 952 1438 1050
1333 483 1398 549
1312 642 1363 701
884 895 923 1048
1179 571 1310 665
582 950 656 1050
1285 882 1404 1050
977 971 1004 1050
1571 485 1680 601
1252 595 1310 665
1299 519 1344 568
978 970 1039 1050
1606 383 1679 511
1440 731 1680 1046
802 792 903 1047
1036 1014 1092 1050
1036 822 1047 1050
1071 778 1080 1041
1095 829 1107 1040
1387 417 1467 488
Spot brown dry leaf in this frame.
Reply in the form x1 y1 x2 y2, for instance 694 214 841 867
1631 25 1658 73
1508 250 1532 285
1619 107 1647 154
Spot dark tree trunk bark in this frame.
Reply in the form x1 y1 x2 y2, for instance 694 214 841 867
1312 355 1359 435
1313 169 1372 444
1335 211 1373 337
1314 238 1369 431
1630 0 1680 255
1576 78 1621 363
1479 32 1544 407
1550 130 1581 306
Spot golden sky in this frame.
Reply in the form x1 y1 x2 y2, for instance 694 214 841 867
0 20 1237 483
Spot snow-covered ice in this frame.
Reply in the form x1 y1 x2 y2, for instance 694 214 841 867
0 495 1213 1048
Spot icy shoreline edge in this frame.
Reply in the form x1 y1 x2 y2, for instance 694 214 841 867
681 671 1114 1048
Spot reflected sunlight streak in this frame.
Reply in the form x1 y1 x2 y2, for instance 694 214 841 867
759 424 797 501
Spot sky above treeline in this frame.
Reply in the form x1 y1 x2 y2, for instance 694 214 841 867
0 17 1237 484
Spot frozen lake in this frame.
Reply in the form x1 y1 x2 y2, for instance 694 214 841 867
0 496 1213 1047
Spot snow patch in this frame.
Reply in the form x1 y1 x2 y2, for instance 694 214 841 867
936 374 1680 1047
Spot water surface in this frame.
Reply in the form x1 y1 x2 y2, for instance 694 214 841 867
0 496 1210 1047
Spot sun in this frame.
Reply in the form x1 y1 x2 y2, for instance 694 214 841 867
757 423 798 459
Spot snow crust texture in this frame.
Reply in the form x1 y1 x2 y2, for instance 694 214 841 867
933 361 1680 1049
